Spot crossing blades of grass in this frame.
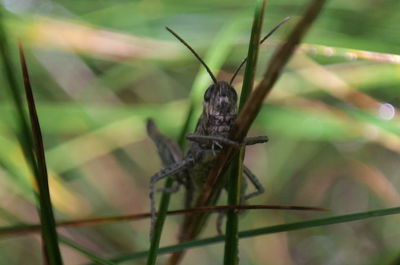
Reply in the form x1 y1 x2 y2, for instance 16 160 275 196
167 0 327 264
0 204 325 236
60 237 116 265
93 206 400 264
224 1 265 264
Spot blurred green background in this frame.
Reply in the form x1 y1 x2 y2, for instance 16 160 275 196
0 0 400 264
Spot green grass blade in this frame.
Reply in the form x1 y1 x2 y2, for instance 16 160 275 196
0 10 34 168
99 206 400 264
224 150 244 265
224 1 265 264
18 42 64 264
0 8 63 263
146 175 173 265
238 0 265 110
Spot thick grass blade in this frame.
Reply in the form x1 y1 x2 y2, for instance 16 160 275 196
0 8 63 265
237 0 265 110
94 206 400 264
224 1 265 264
146 177 173 265
18 42 64 264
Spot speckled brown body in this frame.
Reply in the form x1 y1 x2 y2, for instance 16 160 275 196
187 81 238 190
149 26 272 240
148 80 267 238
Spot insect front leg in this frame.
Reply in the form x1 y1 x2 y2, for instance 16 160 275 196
149 158 194 238
147 119 196 237
147 119 194 196
186 133 268 147
243 136 269 146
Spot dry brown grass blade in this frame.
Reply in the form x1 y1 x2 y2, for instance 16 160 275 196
0 205 326 236
167 0 327 264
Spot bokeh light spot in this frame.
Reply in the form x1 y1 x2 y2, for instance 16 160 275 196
378 103 395 120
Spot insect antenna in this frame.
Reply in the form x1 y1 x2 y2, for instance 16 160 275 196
229 17 290 85
166 27 217 84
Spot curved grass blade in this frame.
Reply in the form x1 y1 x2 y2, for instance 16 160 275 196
0 8 63 264
94 206 400 264
18 42 64 264
225 1 265 264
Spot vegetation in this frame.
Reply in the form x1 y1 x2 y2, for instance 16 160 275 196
0 0 399 264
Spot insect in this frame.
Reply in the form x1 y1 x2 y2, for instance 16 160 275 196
148 20 289 238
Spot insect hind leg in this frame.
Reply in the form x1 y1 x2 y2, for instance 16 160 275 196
243 166 265 201
214 166 265 235
147 119 183 164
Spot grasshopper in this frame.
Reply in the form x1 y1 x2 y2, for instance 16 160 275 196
148 21 288 237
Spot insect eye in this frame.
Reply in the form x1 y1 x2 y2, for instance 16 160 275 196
204 86 213 101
